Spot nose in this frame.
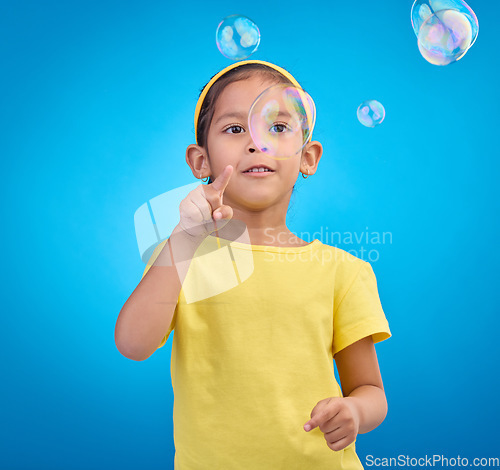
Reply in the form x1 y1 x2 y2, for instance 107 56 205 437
247 133 260 153
247 139 258 153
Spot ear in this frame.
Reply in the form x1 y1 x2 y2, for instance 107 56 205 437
186 144 211 180
300 140 323 176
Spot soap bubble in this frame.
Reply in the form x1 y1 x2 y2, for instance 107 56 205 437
411 0 478 47
248 84 316 160
418 9 472 65
357 100 385 128
410 0 478 65
216 15 260 60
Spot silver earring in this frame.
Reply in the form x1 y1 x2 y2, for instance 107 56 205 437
302 168 309 179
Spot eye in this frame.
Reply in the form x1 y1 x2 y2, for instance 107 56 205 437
224 125 245 134
269 122 291 134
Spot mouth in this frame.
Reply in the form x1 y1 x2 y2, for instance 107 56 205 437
242 168 275 177
242 165 275 174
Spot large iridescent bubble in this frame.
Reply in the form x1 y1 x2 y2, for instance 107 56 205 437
411 0 478 46
357 100 386 128
410 0 478 65
216 15 260 60
418 9 472 65
248 84 316 160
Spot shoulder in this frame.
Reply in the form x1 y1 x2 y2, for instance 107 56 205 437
315 241 373 293
316 241 367 273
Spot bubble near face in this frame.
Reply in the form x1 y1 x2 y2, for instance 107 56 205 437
248 84 316 160
357 100 386 128
216 15 260 60
410 0 478 65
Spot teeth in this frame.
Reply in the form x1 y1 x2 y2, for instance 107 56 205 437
246 168 271 172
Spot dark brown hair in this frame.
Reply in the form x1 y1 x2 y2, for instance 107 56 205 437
196 64 295 184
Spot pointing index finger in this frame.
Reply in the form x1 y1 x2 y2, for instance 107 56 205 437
210 165 233 195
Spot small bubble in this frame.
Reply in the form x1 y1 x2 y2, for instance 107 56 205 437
357 100 385 128
216 15 260 60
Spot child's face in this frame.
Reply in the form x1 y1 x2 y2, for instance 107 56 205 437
204 74 307 210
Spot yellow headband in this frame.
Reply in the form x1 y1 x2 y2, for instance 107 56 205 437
194 59 315 145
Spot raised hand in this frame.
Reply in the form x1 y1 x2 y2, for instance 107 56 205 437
178 165 234 238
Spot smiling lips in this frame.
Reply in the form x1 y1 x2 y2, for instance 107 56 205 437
242 169 275 177
242 166 275 177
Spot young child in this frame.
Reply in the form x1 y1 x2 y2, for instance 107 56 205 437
115 59 391 469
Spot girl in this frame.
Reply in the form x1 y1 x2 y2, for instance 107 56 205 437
115 59 391 470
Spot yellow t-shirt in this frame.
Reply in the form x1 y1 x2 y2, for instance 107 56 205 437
141 235 391 470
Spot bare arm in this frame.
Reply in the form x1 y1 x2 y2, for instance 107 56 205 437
334 336 387 434
303 336 387 451
114 225 203 361
114 165 234 362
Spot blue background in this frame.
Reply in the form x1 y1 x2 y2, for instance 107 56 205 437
1 0 498 468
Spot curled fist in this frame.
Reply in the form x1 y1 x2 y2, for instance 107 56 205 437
303 397 360 452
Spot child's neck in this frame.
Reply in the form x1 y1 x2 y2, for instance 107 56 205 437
245 227 309 247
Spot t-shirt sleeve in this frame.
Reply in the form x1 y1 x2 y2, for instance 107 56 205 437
140 239 178 349
332 261 391 356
